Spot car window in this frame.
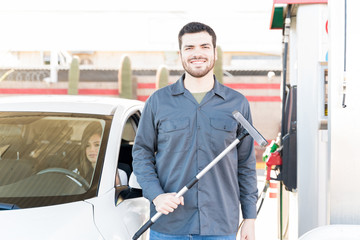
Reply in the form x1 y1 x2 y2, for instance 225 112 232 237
0 113 109 202
122 117 137 143
116 114 140 185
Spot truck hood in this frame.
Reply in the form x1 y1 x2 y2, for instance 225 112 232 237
0 201 103 240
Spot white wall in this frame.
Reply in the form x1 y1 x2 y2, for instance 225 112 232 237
328 0 360 225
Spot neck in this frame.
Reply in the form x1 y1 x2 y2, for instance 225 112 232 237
184 72 214 93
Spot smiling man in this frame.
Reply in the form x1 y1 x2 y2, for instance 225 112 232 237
133 22 258 240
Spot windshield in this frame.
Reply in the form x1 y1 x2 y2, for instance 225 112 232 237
0 112 111 208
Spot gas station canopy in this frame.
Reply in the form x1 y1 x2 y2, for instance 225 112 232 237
270 0 328 29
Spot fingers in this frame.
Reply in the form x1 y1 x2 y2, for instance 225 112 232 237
179 196 184 205
172 193 184 206
153 193 185 215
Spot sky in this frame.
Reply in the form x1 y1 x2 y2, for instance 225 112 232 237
0 0 282 53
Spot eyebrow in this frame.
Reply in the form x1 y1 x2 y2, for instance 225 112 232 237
183 43 212 48
183 44 194 48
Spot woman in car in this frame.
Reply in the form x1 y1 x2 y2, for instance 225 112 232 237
73 121 103 183
76 121 127 186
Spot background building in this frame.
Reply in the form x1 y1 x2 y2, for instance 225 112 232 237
0 0 283 163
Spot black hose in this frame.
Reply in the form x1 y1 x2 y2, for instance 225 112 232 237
237 181 270 233
280 5 292 240
342 0 347 108
256 181 269 215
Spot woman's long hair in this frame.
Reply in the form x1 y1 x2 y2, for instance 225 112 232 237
79 121 103 182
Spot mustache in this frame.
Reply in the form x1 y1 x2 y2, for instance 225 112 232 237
189 56 207 61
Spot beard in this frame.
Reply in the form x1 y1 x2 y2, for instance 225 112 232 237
181 56 215 78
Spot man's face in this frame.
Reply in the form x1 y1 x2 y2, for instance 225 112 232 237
180 31 217 78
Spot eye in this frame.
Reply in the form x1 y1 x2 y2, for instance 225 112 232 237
183 46 193 51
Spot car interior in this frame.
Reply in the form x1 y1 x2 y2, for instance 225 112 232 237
0 115 107 195
117 113 140 186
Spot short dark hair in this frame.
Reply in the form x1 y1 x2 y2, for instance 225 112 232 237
178 22 217 50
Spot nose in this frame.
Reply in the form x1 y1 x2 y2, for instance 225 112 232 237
89 145 96 152
195 50 209 58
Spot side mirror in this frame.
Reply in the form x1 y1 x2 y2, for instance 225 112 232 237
115 173 143 206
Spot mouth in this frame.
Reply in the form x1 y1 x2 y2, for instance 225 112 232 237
189 58 207 65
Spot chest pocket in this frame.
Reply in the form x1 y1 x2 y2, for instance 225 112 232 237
210 118 237 151
158 118 190 153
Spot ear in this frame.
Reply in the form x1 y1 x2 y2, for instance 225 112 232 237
214 47 218 61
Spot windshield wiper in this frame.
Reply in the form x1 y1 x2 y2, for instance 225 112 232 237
0 202 20 210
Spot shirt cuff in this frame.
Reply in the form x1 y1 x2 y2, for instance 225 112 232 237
144 184 165 203
241 204 257 219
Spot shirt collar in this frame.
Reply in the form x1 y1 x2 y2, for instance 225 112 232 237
170 74 226 100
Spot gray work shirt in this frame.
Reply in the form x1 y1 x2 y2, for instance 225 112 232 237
132 75 258 235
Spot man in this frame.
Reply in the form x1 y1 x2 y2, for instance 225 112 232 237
133 22 257 240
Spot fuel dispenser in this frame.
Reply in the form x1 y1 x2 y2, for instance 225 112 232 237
260 5 298 240
280 86 297 191
262 5 297 191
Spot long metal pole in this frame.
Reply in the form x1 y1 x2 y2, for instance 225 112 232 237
132 133 248 240
132 111 268 240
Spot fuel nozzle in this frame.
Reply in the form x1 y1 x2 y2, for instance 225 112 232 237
262 133 282 181
266 151 282 181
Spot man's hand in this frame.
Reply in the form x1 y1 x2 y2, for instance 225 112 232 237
240 219 255 240
153 193 184 215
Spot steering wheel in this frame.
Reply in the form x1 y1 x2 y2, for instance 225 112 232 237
37 167 90 189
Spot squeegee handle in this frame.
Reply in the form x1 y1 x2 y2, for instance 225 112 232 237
133 133 249 240
132 219 154 240
132 182 196 240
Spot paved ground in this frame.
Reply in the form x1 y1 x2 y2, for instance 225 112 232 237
237 170 279 240
255 174 279 240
